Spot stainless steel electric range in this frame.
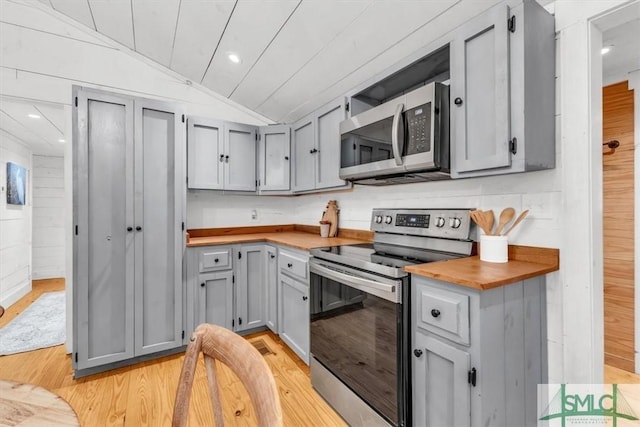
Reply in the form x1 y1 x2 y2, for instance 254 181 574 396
309 208 475 427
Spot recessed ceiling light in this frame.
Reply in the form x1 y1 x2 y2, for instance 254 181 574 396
27 113 40 119
58 139 65 143
601 45 613 55
227 53 241 64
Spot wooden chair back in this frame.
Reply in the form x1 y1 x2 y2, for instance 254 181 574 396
172 324 283 427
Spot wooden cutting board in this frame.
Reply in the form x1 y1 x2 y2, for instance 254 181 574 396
321 200 339 237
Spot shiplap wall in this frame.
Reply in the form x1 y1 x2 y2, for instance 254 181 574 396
32 155 65 279
0 134 32 308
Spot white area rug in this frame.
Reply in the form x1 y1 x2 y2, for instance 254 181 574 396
0 291 66 355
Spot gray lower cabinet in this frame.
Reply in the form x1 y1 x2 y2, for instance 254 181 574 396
198 270 234 330
265 246 278 333
235 245 266 332
279 274 309 363
188 244 268 335
411 275 547 427
278 248 310 363
73 87 185 373
450 0 555 178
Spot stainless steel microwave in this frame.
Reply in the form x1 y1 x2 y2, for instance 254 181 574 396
339 82 449 184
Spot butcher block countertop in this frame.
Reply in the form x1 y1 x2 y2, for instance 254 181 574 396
405 245 559 290
187 225 559 290
186 224 372 251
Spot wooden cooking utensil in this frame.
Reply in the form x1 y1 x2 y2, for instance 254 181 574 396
482 210 495 235
494 207 515 236
470 210 492 236
503 210 529 236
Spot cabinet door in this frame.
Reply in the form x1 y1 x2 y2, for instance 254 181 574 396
292 117 316 192
279 274 309 363
259 125 291 192
413 331 471 427
315 100 348 189
74 89 135 370
236 245 265 332
450 4 511 173
187 117 224 189
198 271 234 330
224 122 257 191
265 247 278 333
134 99 185 356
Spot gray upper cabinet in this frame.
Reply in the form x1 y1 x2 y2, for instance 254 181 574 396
187 118 224 189
258 125 291 193
450 0 555 178
187 117 257 192
225 122 257 192
292 99 349 193
74 87 185 373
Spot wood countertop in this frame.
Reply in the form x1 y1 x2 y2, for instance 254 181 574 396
187 225 559 290
186 225 371 251
405 245 559 290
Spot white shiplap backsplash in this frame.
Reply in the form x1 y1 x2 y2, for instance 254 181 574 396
32 155 65 279
0 134 33 308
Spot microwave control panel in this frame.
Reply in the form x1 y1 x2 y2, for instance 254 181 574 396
405 103 431 155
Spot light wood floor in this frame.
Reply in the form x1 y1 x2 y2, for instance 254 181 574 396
2 280 640 426
0 279 346 426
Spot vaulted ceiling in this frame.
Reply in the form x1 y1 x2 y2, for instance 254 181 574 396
32 0 475 123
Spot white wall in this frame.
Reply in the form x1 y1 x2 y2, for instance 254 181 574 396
31 155 65 279
0 134 32 308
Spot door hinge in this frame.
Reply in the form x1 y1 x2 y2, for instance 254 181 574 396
509 137 517 155
186 176 189 185
75 352 78 363
256 179 258 187
232 274 235 284
75 225 78 236
232 319 235 327
182 330 185 339
345 101 350 112
508 15 516 33
238 251 242 260
239 317 242 326
182 222 185 231
181 114 185 123
75 96 78 107
468 368 477 387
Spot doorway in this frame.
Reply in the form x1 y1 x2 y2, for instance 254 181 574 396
597 4 639 375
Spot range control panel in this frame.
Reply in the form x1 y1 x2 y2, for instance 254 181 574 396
371 208 473 240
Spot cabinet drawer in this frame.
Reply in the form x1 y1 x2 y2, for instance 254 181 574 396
416 285 469 345
198 247 232 272
279 251 308 281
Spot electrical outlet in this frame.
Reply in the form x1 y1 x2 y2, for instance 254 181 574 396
251 209 258 220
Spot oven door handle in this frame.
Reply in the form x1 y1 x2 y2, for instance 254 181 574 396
310 262 400 303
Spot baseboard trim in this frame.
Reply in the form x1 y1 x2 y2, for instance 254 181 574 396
0 280 32 309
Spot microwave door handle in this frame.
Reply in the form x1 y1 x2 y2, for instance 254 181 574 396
391 103 404 166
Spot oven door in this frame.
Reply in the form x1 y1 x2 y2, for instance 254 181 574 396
309 260 408 426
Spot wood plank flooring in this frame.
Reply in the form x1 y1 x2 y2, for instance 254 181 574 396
2 280 640 426
0 280 346 426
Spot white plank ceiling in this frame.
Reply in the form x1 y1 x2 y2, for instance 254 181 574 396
3 0 637 157
32 0 480 123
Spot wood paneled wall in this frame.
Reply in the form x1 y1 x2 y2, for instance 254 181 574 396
603 81 635 372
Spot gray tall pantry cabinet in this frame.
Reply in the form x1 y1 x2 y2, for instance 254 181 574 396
73 87 186 375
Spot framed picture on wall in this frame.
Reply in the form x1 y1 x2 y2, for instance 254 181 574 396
6 162 27 205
